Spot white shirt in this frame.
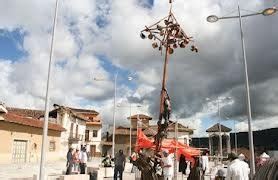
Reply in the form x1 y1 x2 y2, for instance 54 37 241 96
226 159 250 180
200 155 209 173
79 151 88 163
162 155 174 176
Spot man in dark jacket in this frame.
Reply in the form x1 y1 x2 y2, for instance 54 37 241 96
113 149 126 180
66 148 73 175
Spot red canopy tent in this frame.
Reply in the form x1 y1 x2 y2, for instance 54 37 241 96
136 129 200 162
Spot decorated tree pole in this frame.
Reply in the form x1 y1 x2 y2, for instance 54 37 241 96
140 1 198 153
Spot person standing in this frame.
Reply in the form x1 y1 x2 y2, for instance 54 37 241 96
178 154 187 175
79 147 88 174
226 153 250 180
200 151 209 178
114 149 126 180
72 148 80 173
187 157 201 180
161 150 174 180
66 148 73 175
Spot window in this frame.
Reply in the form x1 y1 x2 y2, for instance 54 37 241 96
70 123 74 138
93 130 98 137
85 130 90 141
184 138 188 145
76 125 79 138
49 141 56 151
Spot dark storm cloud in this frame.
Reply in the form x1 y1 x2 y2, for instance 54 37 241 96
127 1 278 121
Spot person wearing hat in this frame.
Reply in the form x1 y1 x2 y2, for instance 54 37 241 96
113 149 126 180
161 149 174 180
257 152 270 167
238 153 245 161
226 152 250 180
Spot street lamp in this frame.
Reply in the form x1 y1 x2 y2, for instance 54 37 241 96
207 4 277 176
225 116 238 154
117 103 142 156
206 96 232 163
94 73 118 158
40 0 59 179
94 74 136 158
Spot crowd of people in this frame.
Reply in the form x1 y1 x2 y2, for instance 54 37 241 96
66 146 88 175
64 146 277 180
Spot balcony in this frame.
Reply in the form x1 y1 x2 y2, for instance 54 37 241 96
69 134 84 143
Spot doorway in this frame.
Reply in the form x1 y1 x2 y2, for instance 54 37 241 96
12 140 27 163
90 145 96 157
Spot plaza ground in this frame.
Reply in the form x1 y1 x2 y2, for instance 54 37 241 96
0 158 212 180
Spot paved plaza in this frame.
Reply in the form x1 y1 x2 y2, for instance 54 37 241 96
0 157 214 180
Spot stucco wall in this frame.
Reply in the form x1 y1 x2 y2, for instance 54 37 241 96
58 112 86 157
86 125 102 153
0 121 62 164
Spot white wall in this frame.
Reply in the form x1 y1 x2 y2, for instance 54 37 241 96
58 111 87 157
86 126 102 153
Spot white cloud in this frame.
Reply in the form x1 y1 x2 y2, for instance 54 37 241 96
236 116 278 132
0 0 277 138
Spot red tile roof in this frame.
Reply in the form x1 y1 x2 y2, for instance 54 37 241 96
127 114 152 120
206 123 232 132
50 104 100 123
6 107 44 119
2 113 66 132
68 107 99 115
147 123 194 134
115 126 137 135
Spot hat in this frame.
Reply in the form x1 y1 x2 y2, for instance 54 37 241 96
260 152 270 159
238 153 245 160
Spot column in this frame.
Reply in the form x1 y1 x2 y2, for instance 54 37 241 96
227 135 231 153
209 135 212 155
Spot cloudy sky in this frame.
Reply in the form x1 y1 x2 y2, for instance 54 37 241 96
0 0 278 136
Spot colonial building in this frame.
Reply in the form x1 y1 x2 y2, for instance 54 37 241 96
101 114 194 156
0 104 65 164
85 114 102 157
144 122 194 145
48 104 102 157
101 114 153 156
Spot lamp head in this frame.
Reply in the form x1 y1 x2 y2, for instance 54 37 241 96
207 15 219 23
262 7 277 16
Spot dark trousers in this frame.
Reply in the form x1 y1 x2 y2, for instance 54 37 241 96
80 163 87 174
66 163 72 175
114 165 124 180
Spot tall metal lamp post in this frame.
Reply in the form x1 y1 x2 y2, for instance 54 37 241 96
117 104 142 156
225 116 238 154
94 74 138 158
39 0 59 179
94 73 118 158
207 4 277 176
206 96 231 163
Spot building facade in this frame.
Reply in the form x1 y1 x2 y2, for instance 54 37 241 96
85 115 102 157
144 122 194 145
101 114 194 156
48 104 102 158
0 104 65 164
